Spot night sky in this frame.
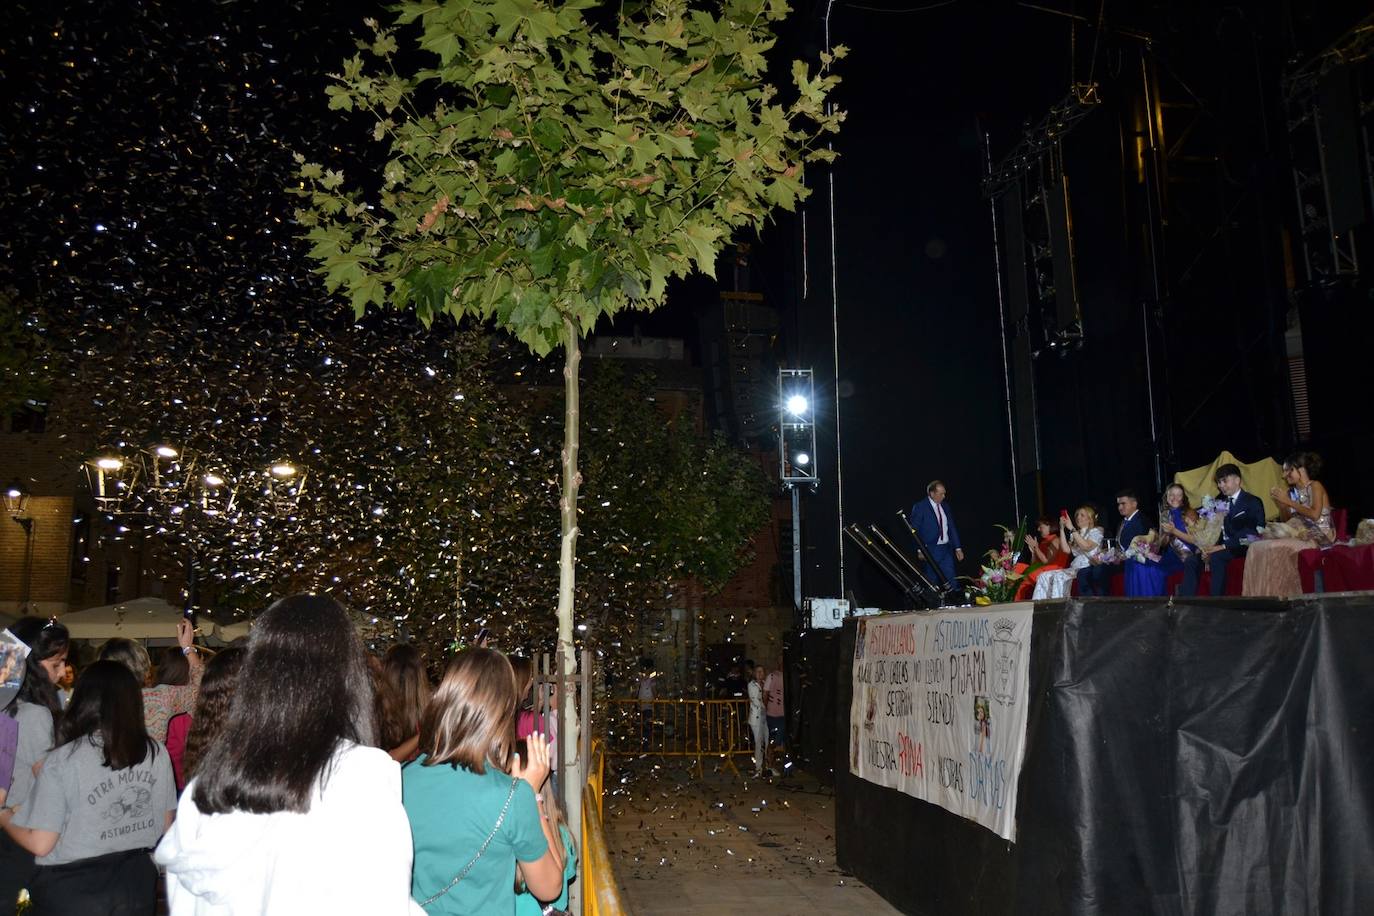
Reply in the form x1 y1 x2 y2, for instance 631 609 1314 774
3 0 1369 611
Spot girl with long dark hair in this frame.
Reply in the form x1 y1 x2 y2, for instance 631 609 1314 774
154 595 417 914
179 647 246 783
0 660 176 915
0 617 68 916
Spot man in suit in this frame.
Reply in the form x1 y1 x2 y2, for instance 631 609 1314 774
1180 463 1264 596
910 480 963 589
1080 488 1149 596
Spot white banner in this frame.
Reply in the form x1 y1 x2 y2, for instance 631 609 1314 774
848 605 1033 841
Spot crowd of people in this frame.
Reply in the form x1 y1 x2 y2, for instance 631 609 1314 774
0 596 577 915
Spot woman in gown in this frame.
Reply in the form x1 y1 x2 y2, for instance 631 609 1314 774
1243 451 1335 597
1015 517 1068 600
1131 484 1199 596
1032 506 1103 600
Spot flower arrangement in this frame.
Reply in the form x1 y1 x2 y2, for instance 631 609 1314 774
1256 520 1303 541
967 520 1029 605
1124 532 1162 564
1187 495 1229 549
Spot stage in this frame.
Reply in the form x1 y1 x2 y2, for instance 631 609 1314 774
809 595 1374 915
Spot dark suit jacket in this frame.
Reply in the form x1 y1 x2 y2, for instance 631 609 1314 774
1117 511 1149 549
1221 490 1265 551
910 498 961 552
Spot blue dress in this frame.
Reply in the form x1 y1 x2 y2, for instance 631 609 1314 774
1123 508 1192 597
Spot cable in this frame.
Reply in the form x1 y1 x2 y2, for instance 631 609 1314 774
840 0 959 12
1086 0 1107 86
824 0 847 600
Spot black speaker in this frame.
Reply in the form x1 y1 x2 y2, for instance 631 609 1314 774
1001 185 1030 328
1012 335 1040 473
1045 174 1080 330
1317 68 1368 234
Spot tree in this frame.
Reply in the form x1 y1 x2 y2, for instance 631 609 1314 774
295 0 844 787
571 362 770 668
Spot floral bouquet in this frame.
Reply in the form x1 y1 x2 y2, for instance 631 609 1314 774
1124 531 1162 564
1256 520 1303 541
1186 495 1229 549
966 520 1029 605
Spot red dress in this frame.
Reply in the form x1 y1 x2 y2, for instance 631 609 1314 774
1015 544 1069 600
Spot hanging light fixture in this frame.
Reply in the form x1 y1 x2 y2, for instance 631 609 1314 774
4 479 31 520
83 451 137 513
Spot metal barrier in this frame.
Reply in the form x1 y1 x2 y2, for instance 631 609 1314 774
581 738 629 916
603 699 752 776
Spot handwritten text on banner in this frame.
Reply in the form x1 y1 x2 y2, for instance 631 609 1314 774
848 606 1033 841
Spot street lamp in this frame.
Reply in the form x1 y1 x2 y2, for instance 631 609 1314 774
4 479 30 521
5 478 35 613
144 443 193 504
83 451 136 513
264 461 308 516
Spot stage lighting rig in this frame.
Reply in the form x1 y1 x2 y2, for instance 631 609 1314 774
779 368 817 612
779 369 817 488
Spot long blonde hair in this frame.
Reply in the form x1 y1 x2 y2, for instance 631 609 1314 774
419 648 516 774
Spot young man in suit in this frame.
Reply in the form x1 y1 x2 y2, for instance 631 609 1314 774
910 480 963 589
1080 488 1148 595
1179 463 1264 596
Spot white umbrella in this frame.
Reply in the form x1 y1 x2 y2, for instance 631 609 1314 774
213 619 253 643
57 597 187 640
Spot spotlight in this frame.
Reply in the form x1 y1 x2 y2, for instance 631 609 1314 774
96 456 124 471
155 445 179 459
203 473 225 487
269 463 297 478
795 452 810 466
786 394 809 416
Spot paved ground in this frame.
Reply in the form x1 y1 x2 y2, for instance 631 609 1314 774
603 756 903 915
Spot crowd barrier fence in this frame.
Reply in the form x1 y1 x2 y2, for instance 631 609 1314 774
602 698 754 776
581 738 629 916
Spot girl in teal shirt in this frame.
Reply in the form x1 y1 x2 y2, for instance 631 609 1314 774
515 755 577 916
404 649 564 915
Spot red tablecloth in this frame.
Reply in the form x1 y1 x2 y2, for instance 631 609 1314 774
1300 544 1374 593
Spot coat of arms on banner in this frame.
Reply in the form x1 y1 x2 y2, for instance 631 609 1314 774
992 617 1022 706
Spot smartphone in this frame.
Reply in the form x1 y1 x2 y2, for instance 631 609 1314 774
1059 509 1070 521
182 605 197 629
475 627 490 648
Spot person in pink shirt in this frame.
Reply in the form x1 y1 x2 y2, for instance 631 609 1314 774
98 619 204 742
764 663 785 769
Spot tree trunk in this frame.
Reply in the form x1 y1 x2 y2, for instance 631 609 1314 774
556 317 584 867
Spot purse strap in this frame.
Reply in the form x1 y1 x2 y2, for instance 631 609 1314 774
419 777 521 908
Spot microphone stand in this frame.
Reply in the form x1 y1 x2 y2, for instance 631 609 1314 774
842 524 944 610
897 510 960 598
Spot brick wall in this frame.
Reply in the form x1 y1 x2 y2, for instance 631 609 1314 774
0 495 73 614
1 390 186 614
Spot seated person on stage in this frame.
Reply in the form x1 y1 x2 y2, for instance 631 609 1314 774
1269 451 1336 545
910 479 963 590
1128 483 1197 596
1014 517 1068 600
1081 489 1148 596
1242 451 1337 597
1179 463 1264 596
1032 505 1103 600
